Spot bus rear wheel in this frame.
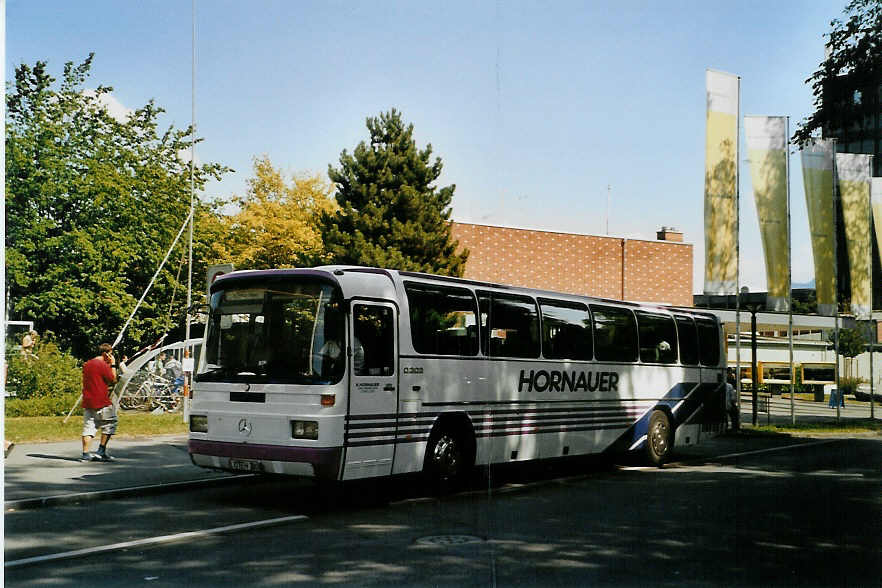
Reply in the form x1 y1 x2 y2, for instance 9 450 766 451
645 410 673 467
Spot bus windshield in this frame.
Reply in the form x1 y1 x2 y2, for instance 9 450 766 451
197 279 345 384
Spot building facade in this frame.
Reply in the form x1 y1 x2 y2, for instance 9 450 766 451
450 222 693 307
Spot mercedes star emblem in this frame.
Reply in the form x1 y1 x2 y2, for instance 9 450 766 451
238 418 252 436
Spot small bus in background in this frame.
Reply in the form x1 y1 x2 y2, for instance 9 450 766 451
188 267 726 482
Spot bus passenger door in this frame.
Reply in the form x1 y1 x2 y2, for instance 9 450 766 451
343 301 399 480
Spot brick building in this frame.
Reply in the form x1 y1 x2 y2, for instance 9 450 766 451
450 222 693 307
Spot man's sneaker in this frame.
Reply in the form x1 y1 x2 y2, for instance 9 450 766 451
93 452 114 462
80 453 96 462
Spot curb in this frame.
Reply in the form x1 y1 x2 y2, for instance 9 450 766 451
5 473 255 511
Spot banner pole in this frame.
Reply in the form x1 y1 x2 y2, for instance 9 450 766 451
833 141 841 423
787 117 794 425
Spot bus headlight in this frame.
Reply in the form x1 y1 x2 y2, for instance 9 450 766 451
190 415 208 433
291 420 318 440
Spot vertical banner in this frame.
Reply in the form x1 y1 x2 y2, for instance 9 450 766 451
873 178 882 274
704 70 739 295
745 116 790 311
801 140 837 316
835 153 872 319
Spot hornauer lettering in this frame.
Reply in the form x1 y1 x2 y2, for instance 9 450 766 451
518 369 620 393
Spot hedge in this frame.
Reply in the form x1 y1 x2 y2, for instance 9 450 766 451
5 338 83 417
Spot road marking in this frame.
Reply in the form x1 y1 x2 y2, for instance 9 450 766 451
617 439 843 471
709 439 840 461
5 514 308 568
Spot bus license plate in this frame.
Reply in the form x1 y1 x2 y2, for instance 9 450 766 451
229 458 263 472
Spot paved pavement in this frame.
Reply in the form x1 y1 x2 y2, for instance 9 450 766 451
3 434 243 508
4 403 879 511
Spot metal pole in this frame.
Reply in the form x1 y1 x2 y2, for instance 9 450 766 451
832 140 841 423
868 156 875 421
787 117 794 425
751 309 758 426
871 320 876 420
734 77 743 424
183 0 196 423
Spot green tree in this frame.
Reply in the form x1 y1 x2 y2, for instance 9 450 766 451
829 326 867 379
5 55 228 358
218 156 336 269
322 109 468 276
792 0 882 155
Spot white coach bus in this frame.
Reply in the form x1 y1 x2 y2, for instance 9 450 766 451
188 267 726 481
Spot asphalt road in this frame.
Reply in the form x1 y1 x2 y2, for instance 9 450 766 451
5 434 882 587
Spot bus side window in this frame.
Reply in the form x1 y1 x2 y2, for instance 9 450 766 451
635 311 677 364
478 291 540 358
675 315 699 365
695 317 721 366
539 298 592 360
353 305 395 376
590 305 638 363
404 282 478 356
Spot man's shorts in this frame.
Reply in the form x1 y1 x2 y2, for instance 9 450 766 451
82 406 118 437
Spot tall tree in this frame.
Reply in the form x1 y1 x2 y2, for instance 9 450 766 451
793 0 882 159
5 55 228 358
322 109 468 276
218 156 336 269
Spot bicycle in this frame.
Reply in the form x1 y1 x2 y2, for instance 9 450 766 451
120 373 181 413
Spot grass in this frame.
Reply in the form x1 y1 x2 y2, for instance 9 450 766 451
4 412 188 443
748 419 882 436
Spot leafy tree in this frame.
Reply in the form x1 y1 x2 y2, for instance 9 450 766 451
322 109 468 276
835 326 866 358
829 326 867 379
218 156 336 269
793 0 882 163
5 55 228 358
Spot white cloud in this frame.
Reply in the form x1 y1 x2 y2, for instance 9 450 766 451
82 89 133 123
177 148 202 167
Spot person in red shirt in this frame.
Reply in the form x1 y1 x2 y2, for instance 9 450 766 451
81 343 118 462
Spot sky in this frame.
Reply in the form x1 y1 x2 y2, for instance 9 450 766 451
6 0 848 294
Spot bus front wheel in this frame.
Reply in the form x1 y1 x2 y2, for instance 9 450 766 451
424 425 473 487
645 410 674 467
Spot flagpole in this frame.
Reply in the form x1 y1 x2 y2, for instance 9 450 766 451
735 76 742 423
787 117 794 425
183 0 196 423
832 140 841 423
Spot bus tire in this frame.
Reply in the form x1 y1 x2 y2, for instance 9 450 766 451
424 424 474 487
645 409 673 467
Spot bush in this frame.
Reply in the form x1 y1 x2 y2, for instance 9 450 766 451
6 391 83 418
838 376 864 397
5 337 82 417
